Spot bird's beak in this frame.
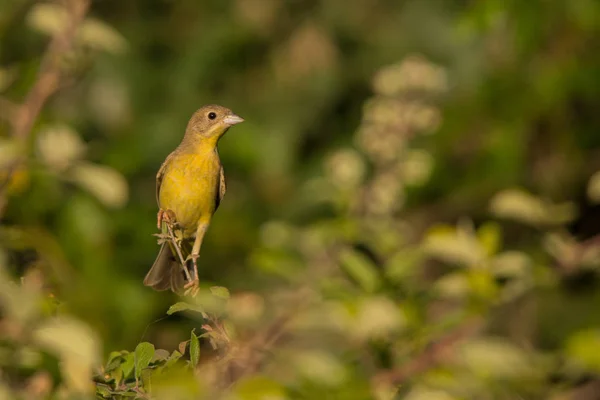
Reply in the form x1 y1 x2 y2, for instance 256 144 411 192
223 114 244 126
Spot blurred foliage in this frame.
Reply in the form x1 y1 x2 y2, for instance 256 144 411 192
1 0 600 399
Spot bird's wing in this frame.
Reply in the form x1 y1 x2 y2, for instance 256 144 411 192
216 165 226 210
156 151 176 205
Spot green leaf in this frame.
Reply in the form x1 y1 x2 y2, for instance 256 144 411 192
477 222 501 256
105 351 124 372
210 286 230 299
111 366 124 387
339 248 381 292
121 353 135 379
151 349 170 363
189 330 200 368
566 329 600 372
167 301 202 315
134 342 155 379
96 385 112 398
162 350 183 371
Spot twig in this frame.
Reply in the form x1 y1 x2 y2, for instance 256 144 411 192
554 233 600 275
163 220 193 283
373 319 482 388
215 288 313 388
0 0 90 197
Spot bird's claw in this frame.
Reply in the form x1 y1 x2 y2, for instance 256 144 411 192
184 279 200 297
157 209 177 230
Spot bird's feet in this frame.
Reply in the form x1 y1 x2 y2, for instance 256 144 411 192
157 209 177 229
183 253 200 296
184 278 200 297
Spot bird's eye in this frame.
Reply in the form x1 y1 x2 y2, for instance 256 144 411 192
208 112 217 120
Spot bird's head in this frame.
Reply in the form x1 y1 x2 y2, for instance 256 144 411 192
184 104 244 144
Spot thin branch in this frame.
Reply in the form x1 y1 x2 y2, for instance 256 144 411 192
12 0 90 141
373 319 482 388
163 220 193 283
0 0 90 197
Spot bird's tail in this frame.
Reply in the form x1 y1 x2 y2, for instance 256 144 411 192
144 242 185 293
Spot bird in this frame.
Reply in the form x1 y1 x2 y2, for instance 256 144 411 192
144 104 244 293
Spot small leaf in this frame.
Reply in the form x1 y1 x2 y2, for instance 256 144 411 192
339 248 381 292
477 222 502 256
134 342 154 379
434 273 470 299
490 188 576 226
167 302 200 315
36 124 86 171
121 353 135 379
189 330 200 368
79 18 127 53
292 351 348 386
111 366 124 387
587 171 600 204
210 286 230 299
354 296 405 340
162 350 182 370
96 385 112 398
27 3 68 36
460 338 536 379
424 224 485 266
178 340 188 355
151 349 170 363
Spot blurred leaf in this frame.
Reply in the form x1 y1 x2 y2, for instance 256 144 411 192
34 317 100 393
210 286 230 299
26 3 67 36
490 188 576 226
189 330 200 368
566 329 600 373
0 66 17 92
587 171 600 204
424 224 485 266
292 350 347 387
70 162 128 208
134 342 154 379
354 296 405 340
434 272 470 299
79 18 127 53
384 248 423 283
0 138 24 165
233 376 287 400
491 251 530 278
404 386 457 400
477 222 501 256
459 338 537 380
36 125 85 172
339 248 381 292
402 149 435 186
467 270 498 301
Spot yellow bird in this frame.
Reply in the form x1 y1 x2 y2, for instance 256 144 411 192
144 104 244 292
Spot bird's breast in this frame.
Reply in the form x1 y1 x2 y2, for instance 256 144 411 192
158 151 221 236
